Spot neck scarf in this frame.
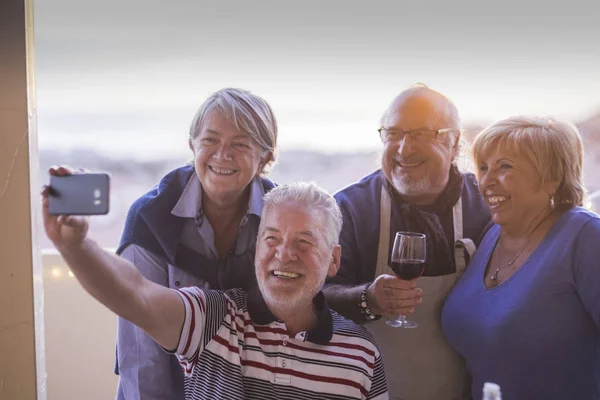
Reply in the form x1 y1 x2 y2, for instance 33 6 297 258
385 165 464 276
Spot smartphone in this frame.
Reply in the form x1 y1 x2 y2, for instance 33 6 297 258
48 173 110 215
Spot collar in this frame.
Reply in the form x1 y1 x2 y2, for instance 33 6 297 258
171 175 266 219
246 286 334 345
247 177 266 218
171 173 203 218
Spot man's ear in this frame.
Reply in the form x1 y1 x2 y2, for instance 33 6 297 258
327 245 341 277
188 137 194 152
450 130 461 161
453 130 461 147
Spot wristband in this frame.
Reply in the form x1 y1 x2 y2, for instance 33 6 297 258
359 282 381 321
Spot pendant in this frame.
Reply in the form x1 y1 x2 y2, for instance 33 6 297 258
490 268 500 281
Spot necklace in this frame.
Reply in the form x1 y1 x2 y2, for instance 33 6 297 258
489 212 552 281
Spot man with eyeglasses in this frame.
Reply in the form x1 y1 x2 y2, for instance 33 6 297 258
324 83 491 399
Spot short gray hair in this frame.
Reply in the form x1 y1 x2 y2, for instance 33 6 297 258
260 182 343 248
189 88 278 175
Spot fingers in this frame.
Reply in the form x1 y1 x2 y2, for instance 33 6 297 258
41 185 50 205
373 274 420 296
61 215 86 228
380 286 423 300
41 185 54 221
368 274 424 316
48 165 79 176
378 298 420 318
380 276 417 290
381 296 422 311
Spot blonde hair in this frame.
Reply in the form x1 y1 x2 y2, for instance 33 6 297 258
472 115 585 209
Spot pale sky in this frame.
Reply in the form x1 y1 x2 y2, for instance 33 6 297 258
34 0 600 158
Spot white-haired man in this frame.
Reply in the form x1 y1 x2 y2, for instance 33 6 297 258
43 170 388 400
324 84 491 399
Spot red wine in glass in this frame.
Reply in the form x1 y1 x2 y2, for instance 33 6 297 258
390 259 425 281
386 232 426 328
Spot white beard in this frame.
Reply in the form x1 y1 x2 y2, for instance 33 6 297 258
391 172 432 197
257 272 325 315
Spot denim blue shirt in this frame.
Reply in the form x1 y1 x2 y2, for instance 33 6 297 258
116 175 266 400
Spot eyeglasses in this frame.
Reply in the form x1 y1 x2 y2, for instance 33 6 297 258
378 127 457 143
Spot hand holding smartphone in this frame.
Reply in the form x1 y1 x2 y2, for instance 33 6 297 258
48 172 110 216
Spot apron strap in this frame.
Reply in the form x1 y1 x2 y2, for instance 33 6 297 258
370 182 473 399
376 183 473 276
375 186 393 275
452 198 476 273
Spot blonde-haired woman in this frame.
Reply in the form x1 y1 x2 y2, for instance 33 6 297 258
442 116 600 399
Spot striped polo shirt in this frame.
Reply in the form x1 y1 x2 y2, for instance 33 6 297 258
170 286 389 399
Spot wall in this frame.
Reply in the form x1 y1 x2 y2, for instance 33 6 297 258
0 0 45 398
42 251 118 400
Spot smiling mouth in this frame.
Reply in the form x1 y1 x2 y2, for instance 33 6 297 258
395 160 424 168
488 196 510 207
209 166 237 175
272 270 301 279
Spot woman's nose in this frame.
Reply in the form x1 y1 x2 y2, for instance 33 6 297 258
479 171 496 193
213 143 233 160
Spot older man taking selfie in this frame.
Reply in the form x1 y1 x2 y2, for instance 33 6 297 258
42 169 388 400
324 84 491 399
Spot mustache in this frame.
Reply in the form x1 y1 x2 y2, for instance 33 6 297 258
394 156 427 164
266 261 303 272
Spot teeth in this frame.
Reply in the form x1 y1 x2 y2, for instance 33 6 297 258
488 196 509 205
273 271 300 279
210 166 236 175
397 161 420 167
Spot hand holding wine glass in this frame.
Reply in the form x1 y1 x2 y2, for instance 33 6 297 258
386 231 426 328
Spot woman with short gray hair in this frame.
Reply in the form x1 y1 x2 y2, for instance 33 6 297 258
115 88 278 400
442 115 600 399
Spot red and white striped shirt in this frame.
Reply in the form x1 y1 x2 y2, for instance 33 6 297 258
170 287 388 399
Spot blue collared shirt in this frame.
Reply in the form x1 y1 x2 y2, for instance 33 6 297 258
116 175 266 400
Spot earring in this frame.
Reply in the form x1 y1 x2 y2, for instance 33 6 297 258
550 194 555 209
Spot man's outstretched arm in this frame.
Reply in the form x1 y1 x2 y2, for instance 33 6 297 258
42 166 184 351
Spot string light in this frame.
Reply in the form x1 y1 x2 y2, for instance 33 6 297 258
51 267 62 278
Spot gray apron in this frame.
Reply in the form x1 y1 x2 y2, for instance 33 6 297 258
367 186 476 400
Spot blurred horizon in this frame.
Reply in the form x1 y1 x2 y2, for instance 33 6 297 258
33 0 600 248
34 0 600 159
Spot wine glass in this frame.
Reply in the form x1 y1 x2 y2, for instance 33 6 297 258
386 231 426 328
